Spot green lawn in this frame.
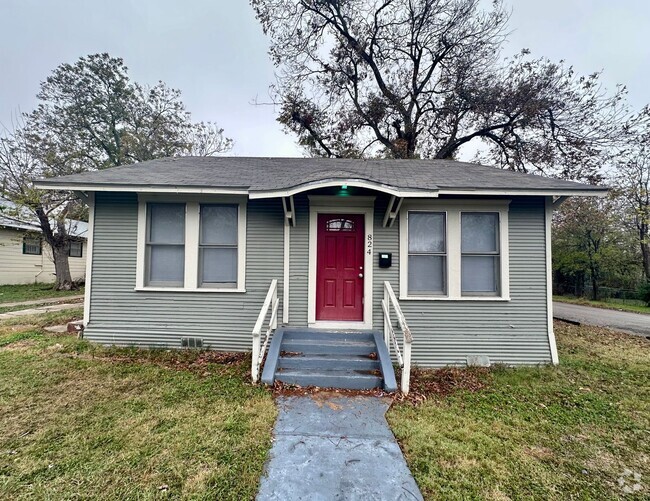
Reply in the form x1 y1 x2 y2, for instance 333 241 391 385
0 308 276 500
2 310 648 499
0 283 84 304
388 322 650 499
554 294 650 315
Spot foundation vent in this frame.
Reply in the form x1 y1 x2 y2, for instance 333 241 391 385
181 337 204 349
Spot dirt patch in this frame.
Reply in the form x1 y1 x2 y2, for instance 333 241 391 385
271 380 394 399
0 339 38 352
64 349 249 377
394 366 492 405
271 366 492 404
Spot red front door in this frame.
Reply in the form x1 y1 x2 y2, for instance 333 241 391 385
316 213 365 321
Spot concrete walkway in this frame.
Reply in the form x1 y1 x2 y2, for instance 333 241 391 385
553 301 650 337
0 301 83 321
257 395 423 501
0 294 84 309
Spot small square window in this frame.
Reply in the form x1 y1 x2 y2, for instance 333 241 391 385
69 241 83 258
23 236 42 255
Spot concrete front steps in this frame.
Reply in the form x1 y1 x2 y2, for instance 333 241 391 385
261 328 397 391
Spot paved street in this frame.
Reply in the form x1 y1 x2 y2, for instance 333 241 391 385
553 301 650 337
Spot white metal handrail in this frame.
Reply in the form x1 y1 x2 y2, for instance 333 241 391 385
381 281 413 394
251 279 279 383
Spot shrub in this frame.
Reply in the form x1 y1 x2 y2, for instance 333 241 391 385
637 282 650 306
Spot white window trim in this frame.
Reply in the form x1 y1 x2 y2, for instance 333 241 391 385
135 194 247 293
399 200 510 301
307 196 375 330
83 192 95 326
545 196 559 364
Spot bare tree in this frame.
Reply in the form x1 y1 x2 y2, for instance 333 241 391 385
0 53 233 289
613 106 650 281
252 0 628 179
0 122 81 289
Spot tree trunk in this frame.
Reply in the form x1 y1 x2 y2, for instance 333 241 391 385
51 242 74 290
34 205 78 291
640 224 650 281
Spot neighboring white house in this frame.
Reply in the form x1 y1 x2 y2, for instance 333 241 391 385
0 200 87 285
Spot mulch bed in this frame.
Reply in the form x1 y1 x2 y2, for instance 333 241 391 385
271 366 493 405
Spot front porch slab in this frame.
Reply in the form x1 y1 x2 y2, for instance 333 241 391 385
257 394 423 500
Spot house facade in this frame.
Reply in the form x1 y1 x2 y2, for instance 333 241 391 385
0 214 87 285
36 158 605 381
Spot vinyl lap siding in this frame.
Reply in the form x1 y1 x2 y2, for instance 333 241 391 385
86 192 551 366
0 227 86 285
85 192 284 350
288 194 309 326
398 197 552 366
280 194 550 366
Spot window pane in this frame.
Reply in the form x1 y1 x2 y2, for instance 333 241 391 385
201 205 237 245
201 247 237 285
149 203 185 244
149 245 184 284
462 213 498 253
23 237 41 255
408 255 445 294
69 241 82 257
326 218 355 232
408 212 445 253
462 256 499 293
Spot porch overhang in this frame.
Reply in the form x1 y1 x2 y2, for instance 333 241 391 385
247 178 439 200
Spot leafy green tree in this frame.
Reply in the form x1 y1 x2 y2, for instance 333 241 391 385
0 53 232 289
612 106 650 281
553 196 641 300
252 0 627 179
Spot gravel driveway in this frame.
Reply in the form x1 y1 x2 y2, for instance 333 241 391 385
553 301 650 337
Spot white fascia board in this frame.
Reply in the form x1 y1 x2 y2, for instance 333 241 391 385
438 189 607 197
33 182 249 195
248 179 440 199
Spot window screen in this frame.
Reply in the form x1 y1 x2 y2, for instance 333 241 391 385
407 212 446 294
68 241 83 258
461 212 500 295
23 236 42 255
199 204 238 287
146 203 185 286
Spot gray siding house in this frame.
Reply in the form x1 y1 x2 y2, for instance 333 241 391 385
37 158 605 392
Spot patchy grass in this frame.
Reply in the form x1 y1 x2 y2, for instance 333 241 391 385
0 283 84 305
0 310 276 500
388 322 650 500
554 295 650 315
0 299 84 315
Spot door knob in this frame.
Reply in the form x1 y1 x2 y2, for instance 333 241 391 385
358 273 364 278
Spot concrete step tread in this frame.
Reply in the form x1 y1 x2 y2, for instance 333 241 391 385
281 338 376 347
276 368 382 378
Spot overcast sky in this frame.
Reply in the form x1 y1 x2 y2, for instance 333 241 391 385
1 0 648 158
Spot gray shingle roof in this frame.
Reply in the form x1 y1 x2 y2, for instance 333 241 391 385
35 156 606 196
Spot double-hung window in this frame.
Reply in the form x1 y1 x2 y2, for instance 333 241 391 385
146 203 186 287
461 212 500 296
400 202 509 300
199 204 238 288
137 197 246 291
407 212 447 295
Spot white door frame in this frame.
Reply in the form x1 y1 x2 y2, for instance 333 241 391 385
307 196 375 330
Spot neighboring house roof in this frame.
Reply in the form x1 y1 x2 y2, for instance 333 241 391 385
34 156 607 198
0 197 88 238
